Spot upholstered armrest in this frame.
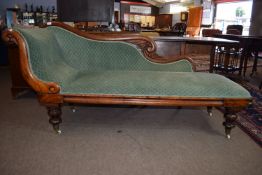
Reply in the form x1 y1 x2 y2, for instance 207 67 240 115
2 30 61 94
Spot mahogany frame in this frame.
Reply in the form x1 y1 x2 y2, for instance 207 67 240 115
2 22 251 138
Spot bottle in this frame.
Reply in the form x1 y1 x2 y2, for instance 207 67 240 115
30 4 33 12
50 6 57 21
41 6 47 24
23 3 29 24
25 3 28 12
40 6 43 13
35 6 41 25
28 4 35 25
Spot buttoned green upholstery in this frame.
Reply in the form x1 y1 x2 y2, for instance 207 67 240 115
15 26 251 99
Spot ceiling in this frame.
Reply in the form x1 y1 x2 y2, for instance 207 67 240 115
142 0 194 7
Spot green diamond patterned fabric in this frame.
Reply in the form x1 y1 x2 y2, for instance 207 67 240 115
61 71 250 98
14 26 251 99
14 27 78 84
15 26 193 83
49 26 193 72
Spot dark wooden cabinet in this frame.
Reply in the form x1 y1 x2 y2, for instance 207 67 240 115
57 0 114 22
0 32 8 65
155 14 172 28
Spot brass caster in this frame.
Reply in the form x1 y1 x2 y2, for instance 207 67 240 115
226 134 231 139
71 107 76 113
53 124 62 134
207 107 213 117
55 129 62 134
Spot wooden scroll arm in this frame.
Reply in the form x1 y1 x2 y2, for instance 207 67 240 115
2 29 61 94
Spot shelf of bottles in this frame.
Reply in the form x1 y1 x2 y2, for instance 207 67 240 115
19 4 58 26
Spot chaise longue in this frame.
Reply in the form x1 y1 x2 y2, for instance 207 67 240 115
2 22 252 138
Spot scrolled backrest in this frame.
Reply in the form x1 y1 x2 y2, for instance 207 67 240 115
14 27 78 83
13 25 193 84
48 26 192 72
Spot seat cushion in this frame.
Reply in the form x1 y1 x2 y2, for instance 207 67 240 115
60 71 251 99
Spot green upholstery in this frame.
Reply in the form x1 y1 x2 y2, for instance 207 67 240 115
15 26 251 99
50 27 193 72
15 27 79 84
61 71 250 98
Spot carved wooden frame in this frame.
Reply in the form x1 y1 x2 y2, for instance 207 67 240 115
2 22 251 137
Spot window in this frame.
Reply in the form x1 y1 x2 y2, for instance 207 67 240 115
214 1 253 35
170 4 188 14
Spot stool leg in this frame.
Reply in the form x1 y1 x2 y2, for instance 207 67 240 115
250 51 258 77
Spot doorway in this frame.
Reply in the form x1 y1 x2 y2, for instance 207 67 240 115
214 0 253 35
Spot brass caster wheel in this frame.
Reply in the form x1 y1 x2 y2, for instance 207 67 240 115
53 124 62 134
71 107 76 113
55 129 62 134
207 107 213 117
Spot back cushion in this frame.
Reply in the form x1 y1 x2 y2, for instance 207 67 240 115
16 27 77 83
49 26 193 72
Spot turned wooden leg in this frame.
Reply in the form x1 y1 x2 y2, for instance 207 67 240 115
207 106 213 117
223 107 238 139
47 105 62 134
